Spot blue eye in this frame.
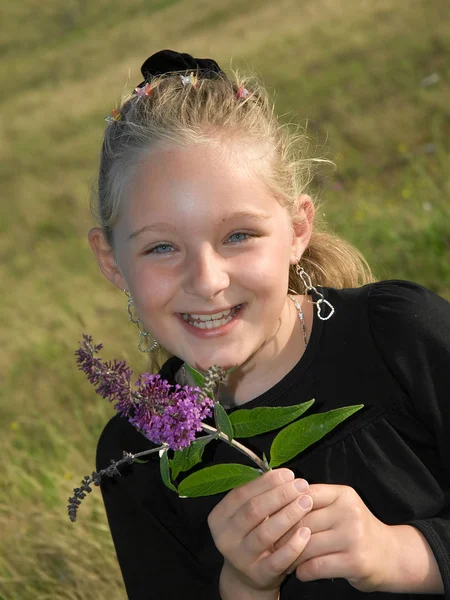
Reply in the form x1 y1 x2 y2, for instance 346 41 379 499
147 244 174 255
227 232 251 244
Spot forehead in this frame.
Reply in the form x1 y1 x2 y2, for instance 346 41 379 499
121 142 288 226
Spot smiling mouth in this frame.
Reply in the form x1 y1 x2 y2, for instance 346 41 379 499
180 304 243 329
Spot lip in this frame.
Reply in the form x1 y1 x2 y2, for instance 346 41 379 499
177 305 239 316
176 303 245 338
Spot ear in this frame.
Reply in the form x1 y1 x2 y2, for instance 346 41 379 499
88 228 127 291
289 194 315 264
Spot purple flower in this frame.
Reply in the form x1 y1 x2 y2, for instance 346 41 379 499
76 335 214 451
76 335 133 416
131 374 214 450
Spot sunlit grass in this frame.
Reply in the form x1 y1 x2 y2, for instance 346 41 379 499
1 0 449 597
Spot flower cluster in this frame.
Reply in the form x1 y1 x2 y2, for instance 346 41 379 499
130 373 213 450
76 335 133 417
75 335 213 450
198 364 227 402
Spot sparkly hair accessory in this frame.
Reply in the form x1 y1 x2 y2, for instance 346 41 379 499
105 51 248 126
105 108 121 124
180 72 199 88
236 86 249 99
134 82 153 98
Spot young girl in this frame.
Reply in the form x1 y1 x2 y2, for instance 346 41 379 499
89 50 450 599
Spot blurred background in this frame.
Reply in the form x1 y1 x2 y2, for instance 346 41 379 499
1 0 449 598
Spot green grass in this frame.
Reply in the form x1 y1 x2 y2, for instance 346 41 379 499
1 0 449 597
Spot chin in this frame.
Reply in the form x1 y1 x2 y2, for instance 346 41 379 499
192 356 241 375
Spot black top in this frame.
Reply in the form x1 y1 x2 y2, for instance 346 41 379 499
97 281 450 599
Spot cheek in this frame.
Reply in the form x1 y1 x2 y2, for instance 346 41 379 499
142 267 179 305
235 242 291 290
122 259 178 308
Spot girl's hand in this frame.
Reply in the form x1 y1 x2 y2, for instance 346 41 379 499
283 484 396 592
207 469 313 597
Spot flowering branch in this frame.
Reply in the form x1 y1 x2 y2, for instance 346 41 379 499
69 335 363 517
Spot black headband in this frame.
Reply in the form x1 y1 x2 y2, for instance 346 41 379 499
136 49 225 88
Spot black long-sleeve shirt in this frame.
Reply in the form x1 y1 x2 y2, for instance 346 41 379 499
97 281 450 599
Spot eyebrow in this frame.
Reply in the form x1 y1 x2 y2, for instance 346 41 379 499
127 210 273 241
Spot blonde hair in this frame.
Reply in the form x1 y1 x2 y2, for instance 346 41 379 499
92 68 374 370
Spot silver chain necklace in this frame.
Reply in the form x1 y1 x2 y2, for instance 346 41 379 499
181 296 307 387
287 294 308 349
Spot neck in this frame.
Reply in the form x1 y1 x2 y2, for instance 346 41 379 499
179 295 312 408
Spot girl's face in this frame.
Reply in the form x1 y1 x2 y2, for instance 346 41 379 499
92 143 312 373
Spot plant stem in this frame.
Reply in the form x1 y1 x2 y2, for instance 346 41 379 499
131 434 216 461
129 447 166 460
201 423 270 472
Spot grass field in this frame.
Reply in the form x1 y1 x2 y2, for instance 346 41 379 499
1 0 449 598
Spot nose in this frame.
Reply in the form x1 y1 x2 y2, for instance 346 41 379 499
183 245 230 300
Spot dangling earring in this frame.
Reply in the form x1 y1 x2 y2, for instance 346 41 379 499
295 264 335 321
124 290 159 352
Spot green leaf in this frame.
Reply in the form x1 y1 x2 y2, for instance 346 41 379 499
184 363 205 388
133 458 149 464
229 400 315 438
269 405 364 468
178 464 261 497
225 365 238 375
215 402 234 441
170 437 213 479
159 449 177 492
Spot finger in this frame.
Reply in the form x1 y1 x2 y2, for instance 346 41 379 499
275 505 335 550
295 550 355 582
244 494 313 556
287 528 343 573
210 469 296 523
230 479 310 540
307 483 349 510
274 521 304 551
262 527 312 578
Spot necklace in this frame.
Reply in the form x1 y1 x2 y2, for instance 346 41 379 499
287 294 308 349
180 295 307 387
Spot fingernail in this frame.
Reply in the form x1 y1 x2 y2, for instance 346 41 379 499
294 479 309 493
298 495 312 510
280 469 295 482
299 527 311 540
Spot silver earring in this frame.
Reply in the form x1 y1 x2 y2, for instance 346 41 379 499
124 290 159 352
295 265 335 321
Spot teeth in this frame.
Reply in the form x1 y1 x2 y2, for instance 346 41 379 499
191 314 234 329
189 309 231 321
181 304 242 329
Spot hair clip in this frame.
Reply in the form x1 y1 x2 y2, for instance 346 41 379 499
105 108 121 123
180 72 198 88
135 82 152 98
236 86 249 99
